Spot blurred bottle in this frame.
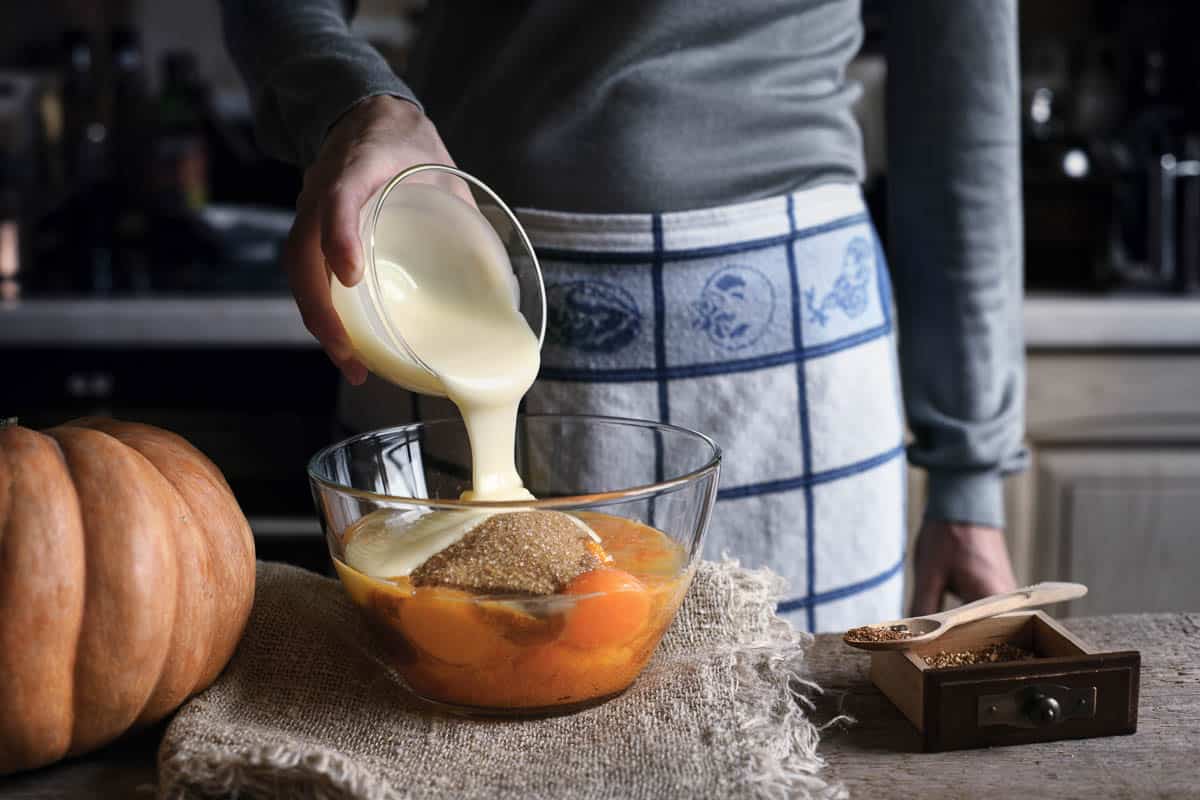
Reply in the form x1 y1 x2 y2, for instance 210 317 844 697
109 27 152 291
0 77 27 299
59 29 113 292
111 27 149 189
149 50 209 213
1074 41 1123 138
59 29 108 188
0 172 21 302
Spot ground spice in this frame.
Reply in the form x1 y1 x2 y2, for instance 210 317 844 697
411 511 601 596
923 643 1035 669
844 625 912 643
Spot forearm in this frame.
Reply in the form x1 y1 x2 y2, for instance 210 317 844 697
886 0 1028 529
218 0 419 166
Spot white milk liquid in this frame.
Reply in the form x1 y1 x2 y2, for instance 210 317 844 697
331 183 540 506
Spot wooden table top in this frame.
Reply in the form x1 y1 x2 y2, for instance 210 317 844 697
2 613 1196 799
811 613 1200 799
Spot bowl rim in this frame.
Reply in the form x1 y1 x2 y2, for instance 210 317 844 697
307 413 722 510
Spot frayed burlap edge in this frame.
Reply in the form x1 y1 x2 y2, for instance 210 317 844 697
159 743 401 800
714 561 847 800
157 560 847 800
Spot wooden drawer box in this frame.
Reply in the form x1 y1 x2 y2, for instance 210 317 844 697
870 612 1140 752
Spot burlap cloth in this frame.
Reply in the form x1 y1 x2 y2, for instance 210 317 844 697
157 561 844 800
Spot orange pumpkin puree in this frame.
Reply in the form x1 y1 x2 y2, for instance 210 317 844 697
334 511 690 711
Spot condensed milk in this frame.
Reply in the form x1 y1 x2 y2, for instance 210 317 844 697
332 181 540 502
330 177 559 577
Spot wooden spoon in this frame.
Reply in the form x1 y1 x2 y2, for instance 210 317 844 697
842 581 1088 651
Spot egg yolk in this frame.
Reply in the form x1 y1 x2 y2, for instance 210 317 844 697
561 568 651 649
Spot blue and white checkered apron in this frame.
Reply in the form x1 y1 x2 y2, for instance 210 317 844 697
338 183 906 632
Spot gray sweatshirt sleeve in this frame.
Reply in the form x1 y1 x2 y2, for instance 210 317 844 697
218 0 420 166
885 0 1028 530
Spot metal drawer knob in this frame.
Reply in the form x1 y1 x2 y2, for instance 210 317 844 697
1024 693 1061 726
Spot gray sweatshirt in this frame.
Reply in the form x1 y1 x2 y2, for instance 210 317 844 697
219 0 1027 529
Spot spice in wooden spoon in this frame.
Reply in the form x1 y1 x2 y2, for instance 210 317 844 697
844 624 915 644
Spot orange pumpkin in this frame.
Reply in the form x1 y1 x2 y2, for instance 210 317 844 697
0 417 255 775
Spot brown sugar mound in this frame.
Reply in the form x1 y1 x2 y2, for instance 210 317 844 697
411 511 602 596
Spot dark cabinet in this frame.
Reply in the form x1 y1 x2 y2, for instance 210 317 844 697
3 346 340 571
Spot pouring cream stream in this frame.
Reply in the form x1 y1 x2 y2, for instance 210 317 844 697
329 181 548 576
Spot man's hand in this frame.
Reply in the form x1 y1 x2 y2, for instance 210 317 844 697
286 95 456 384
909 520 1018 615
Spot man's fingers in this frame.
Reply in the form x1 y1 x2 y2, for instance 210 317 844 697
320 143 427 287
287 94 467 387
318 132 479 286
320 176 374 288
285 203 366 384
342 359 368 386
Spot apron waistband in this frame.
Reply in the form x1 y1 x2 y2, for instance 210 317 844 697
515 182 866 255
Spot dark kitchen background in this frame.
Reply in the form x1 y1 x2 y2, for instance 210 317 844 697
2 1 1197 614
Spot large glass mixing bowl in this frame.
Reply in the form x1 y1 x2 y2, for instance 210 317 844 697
307 415 721 716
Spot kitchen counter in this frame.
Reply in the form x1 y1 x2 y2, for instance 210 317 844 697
0 297 311 348
1 293 1198 349
2 611 1195 799
1023 293 1200 350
